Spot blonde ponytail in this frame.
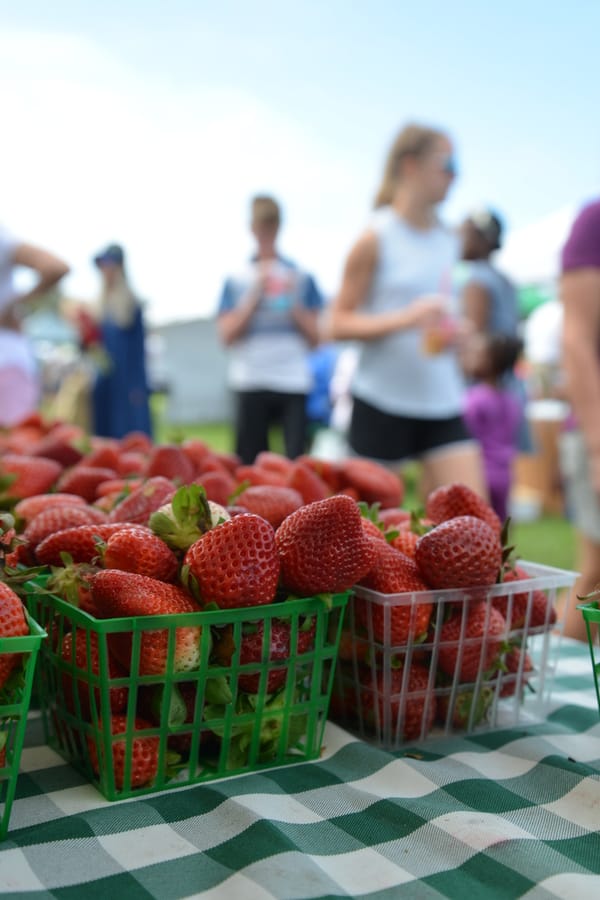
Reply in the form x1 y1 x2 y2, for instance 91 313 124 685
373 123 446 208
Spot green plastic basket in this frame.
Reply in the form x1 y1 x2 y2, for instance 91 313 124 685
0 615 46 840
25 579 348 801
577 600 600 717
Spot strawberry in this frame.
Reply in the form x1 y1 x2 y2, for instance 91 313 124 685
0 583 29 689
149 484 229 552
119 431 153 454
90 570 202 674
195 470 236 506
96 478 143 497
493 566 557 629
235 464 287 487
425 482 501 535
286 461 329 504
145 444 196 484
35 523 142 566
498 646 534 697
390 530 419 559
437 602 507 682
378 508 412 529
60 630 129 718
360 517 388 547
57 466 118 502
357 544 432 644
415 516 502 589
184 514 280 608
437 685 494 729
87 714 159 789
214 451 241 476
108 476 176 525
30 434 84 467
103 526 179 582
214 617 316 693
24 505 108 557
235 485 304 529
0 454 62 499
180 438 212 473
83 444 121 471
116 451 148 476
360 662 436 740
254 451 295 478
294 455 342 492
338 458 403 508
276 495 376 596
46 560 102 616
13 492 87 524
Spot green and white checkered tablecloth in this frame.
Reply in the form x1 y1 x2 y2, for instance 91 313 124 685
1 638 599 899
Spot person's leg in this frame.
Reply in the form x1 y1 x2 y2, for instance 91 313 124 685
234 390 271 464
279 392 309 459
417 416 488 498
562 533 600 642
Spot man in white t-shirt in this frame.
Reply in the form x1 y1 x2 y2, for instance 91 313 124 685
0 226 69 426
217 196 324 463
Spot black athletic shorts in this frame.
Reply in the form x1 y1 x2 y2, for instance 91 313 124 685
348 395 472 462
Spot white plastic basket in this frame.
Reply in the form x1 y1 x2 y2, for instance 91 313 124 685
329 561 577 748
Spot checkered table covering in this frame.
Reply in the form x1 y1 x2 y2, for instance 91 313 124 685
1 637 599 899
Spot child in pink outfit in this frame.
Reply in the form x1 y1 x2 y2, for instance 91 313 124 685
462 333 525 521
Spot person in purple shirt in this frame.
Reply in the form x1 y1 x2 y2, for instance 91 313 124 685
560 198 600 641
462 332 525 521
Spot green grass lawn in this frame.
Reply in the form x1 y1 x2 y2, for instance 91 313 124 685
152 403 578 574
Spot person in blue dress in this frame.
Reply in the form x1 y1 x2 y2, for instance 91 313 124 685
91 243 152 439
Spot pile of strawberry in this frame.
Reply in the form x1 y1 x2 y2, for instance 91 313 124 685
331 483 558 743
2 412 403 789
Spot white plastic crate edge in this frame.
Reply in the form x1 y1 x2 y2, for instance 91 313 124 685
332 560 579 749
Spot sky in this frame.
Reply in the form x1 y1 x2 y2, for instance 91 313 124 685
1 1 599 325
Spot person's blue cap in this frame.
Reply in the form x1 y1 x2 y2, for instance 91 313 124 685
93 243 125 267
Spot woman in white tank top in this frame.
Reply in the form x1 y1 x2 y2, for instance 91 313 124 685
326 122 486 498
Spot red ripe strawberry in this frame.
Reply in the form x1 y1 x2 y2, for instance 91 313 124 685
184 514 280 608
108 476 176 525
103 526 179 582
87 714 159 789
437 685 494 729
235 464 287 487
338 458 403 508
0 583 29 689
91 570 202 674
360 517 388 547
498 645 534 697
46 561 102 616
13 492 87 524
425 482 501 535
96 478 142 498
35 522 141 566
180 438 211 473
60 630 129 718
254 451 295 478
235 485 304 529
119 431 153 454
145 444 196 484
390 530 419 559
196 470 236 506
57 466 118 502
24 505 108 554
214 618 316 693
286 461 329 504
360 663 436 740
214 451 240 476
358 544 432 644
378 508 412 529
437 602 507 682
0 454 62 499
295 455 342 492
415 516 502 589
276 495 376 596
116 451 147 476
83 444 121 471
31 434 83 467
493 566 557 629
